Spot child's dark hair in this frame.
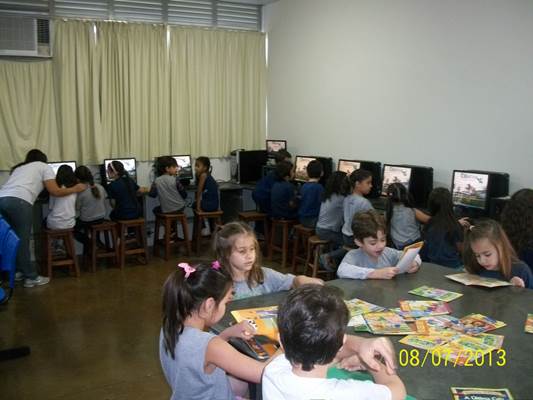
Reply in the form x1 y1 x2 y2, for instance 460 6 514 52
196 156 212 173
385 182 414 234
56 165 78 188
501 188 533 255
75 165 100 198
464 219 517 279
162 263 232 359
213 221 264 288
11 149 48 173
322 171 347 201
424 188 462 246
277 284 348 371
352 210 386 241
107 160 138 203
157 156 178 176
274 149 292 164
342 169 372 194
306 160 323 179
275 161 292 181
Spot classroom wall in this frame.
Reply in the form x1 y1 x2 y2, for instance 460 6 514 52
263 0 533 193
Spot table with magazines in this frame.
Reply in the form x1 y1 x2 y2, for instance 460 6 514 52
219 263 533 400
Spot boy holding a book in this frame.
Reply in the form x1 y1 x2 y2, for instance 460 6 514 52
337 210 421 280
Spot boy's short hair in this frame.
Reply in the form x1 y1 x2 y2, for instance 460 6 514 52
156 156 178 176
275 161 292 180
352 210 386 241
306 160 323 179
277 284 349 371
275 149 292 164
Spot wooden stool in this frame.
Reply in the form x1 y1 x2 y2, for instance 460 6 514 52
154 212 191 260
87 221 119 272
193 210 223 254
305 235 334 279
268 219 297 269
238 211 269 252
42 228 80 278
291 224 315 273
117 218 148 269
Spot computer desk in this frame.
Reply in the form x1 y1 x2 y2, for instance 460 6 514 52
217 263 533 400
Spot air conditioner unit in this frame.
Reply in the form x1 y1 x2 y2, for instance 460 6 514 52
0 16 51 57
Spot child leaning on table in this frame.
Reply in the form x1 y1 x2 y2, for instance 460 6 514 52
262 284 406 400
337 210 421 280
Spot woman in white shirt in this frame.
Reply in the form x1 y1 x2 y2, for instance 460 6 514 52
0 149 86 288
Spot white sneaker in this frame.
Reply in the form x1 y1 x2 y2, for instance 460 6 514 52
15 272 25 281
24 276 50 288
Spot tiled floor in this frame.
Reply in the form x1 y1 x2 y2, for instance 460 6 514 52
1 243 290 400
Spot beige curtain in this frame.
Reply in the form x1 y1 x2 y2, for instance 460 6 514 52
0 60 60 170
0 20 266 170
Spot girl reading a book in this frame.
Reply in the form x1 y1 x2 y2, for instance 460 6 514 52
160 262 267 400
214 221 323 300
464 219 533 289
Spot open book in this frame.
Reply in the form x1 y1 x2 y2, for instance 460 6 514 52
446 272 511 288
396 241 423 273
451 387 513 400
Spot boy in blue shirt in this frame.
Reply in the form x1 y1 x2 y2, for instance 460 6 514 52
298 160 324 228
253 150 292 215
270 161 298 220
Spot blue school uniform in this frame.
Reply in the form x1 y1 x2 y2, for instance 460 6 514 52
298 181 324 227
200 174 219 212
480 261 533 289
271 180 297 219
106 176 141 220
252 171 276 214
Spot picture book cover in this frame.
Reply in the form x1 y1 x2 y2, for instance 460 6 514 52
457 313 506 336
399 300 452 316
445 273 511 288
347 315 371 332
396 241 424 273
475 333 504 349
526 314 533 334
451 387 513 400
231 306 279 359
363 312 414 335
399 332 458 351
409 285 463 302
344 298 385 316
434 335 495 366
418 315 464 333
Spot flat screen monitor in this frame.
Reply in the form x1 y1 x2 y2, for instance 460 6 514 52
382 165 412 196
452 170 490 210
337 159 361 175
294 156 317 182
171 155 193 180
104 158 137 183
266 140 287 157
48 161 77 176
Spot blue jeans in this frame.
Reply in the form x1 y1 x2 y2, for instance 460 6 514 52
0 197 37 279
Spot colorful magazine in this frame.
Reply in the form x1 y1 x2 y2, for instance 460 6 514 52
399 300 452 316
231 306 279 359
456 313 506 336
418 315 464 334
347 315 371 332
400 332 458 351
475 333 504 349
525 314 533 333
451 387 513 400
434 335 495 366
446 273 511 288
363 312 414 335
409 285 463 302
344 298 385 316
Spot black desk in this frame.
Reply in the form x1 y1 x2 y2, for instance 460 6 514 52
221 263 533 400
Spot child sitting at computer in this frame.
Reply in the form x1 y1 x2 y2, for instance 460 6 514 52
270 161 298 220
385 182 430 249
47 165 79 230
106 160 148 221
337 210 421 280
298 160 324 228
341 169 374 246
194 156 219 213
149 156 188 215
262 284 406 400
464 219 533 289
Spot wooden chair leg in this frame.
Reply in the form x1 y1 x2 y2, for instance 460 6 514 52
164 218 171 261
153 217 160 257
140 225 148 264
291 231 300 273
90 230 97 273
111 226 119 268
68 234 80 277
181 216 191 256
119 225 126 269
281 225 288 269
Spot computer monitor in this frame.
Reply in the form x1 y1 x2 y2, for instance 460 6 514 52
238 150 268 184
337 159 361 175
294 156 317 182
266 140 287 157
382 165 412 196
103 158 137 184
171 155 193 180
452 170 490 211
48 161 77 176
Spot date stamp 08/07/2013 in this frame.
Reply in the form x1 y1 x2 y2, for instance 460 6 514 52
398 348 507 368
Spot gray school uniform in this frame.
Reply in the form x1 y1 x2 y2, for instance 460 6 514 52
76 184 107 222
154 174 187 213
316 194 345 232
341 194 373 236
337 247 421 279
390 204 421 248
233 267 295 300
159 327 234 400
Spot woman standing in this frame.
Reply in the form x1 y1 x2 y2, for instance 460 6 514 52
0 149 86 288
